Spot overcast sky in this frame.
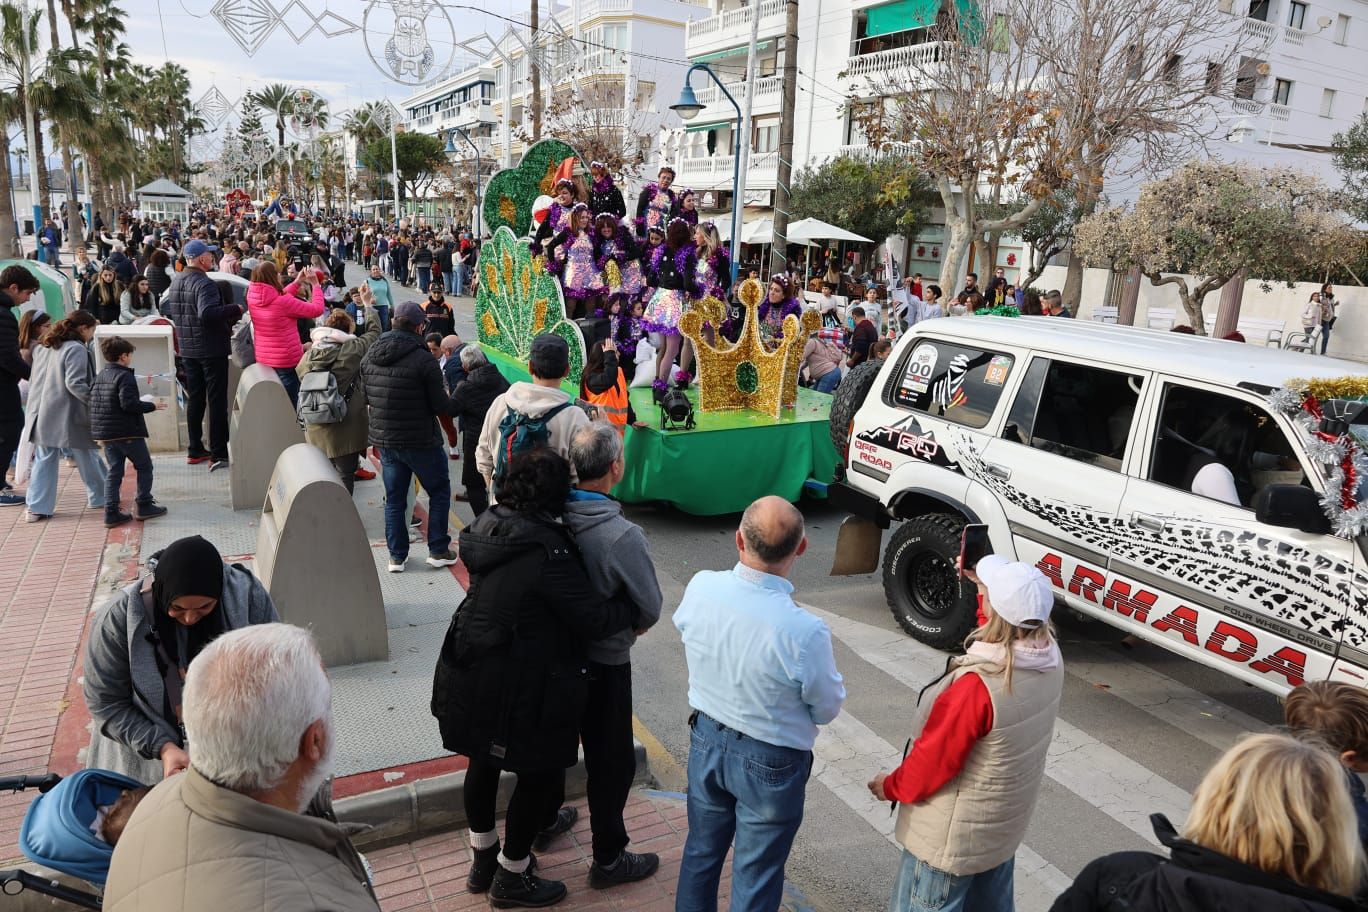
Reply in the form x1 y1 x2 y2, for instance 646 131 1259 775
123 0 528 136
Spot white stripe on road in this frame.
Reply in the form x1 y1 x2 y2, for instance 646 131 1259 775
806 606 1193 848
814 710 1073 911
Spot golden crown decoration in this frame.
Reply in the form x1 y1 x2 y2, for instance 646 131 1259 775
680 278 821 418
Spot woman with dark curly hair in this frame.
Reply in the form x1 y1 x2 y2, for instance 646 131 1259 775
432 449 635 908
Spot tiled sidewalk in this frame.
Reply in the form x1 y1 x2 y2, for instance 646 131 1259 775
369 791 719 912
0 466 130 862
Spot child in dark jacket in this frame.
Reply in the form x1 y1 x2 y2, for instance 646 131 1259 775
90 336 168 528
1284 680 1368 855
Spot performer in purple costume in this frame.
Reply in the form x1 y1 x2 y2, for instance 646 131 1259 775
635 166 677 238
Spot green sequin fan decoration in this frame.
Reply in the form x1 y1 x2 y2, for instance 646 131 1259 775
482 139 584 236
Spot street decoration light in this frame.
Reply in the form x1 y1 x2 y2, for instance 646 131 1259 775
671 64 741 284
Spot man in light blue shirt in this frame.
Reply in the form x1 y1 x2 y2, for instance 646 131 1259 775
674 496 846 912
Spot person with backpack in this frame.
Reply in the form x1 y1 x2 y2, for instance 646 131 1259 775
474 333 591 504
361 300 459 573
297 301 381 493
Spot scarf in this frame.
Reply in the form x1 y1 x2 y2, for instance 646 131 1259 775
150 535 228 671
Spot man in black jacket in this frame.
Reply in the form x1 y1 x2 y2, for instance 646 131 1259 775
0 265 38 506
448 345 509 517
362 300 458 571
161 239 241 470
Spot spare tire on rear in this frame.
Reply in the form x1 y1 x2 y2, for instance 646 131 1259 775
828 359 884 456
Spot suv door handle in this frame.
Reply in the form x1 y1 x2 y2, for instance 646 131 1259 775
984 462 1012 481
1130 512 1166 533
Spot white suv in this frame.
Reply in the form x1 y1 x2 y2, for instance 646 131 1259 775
828 317 1368 696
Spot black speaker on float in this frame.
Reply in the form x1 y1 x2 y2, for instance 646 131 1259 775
576 317 611 346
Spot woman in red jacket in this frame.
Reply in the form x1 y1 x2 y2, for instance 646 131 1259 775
246 261 325 408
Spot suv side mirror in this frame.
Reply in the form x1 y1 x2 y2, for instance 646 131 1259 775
1253 484 1331 535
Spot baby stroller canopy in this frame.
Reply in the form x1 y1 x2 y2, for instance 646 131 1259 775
20 768 145 886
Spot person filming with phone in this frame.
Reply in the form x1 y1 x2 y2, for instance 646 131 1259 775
867 530 1064 912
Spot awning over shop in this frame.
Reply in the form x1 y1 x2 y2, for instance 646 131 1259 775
685 120 731 133
864 0 940 37
690 40 774 63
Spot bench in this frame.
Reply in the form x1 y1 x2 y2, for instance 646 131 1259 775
1091 306 1118 324
1203 315 1286 347
1145 308 1176 331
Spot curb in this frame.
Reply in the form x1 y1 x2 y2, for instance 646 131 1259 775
338 741 650 850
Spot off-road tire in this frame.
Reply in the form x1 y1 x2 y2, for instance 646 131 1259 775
883 513 977 650
828 360 884 455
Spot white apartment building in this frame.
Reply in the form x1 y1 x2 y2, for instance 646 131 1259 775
678 0 1368 280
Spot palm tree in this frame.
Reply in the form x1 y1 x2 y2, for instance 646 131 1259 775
0 1 50 234
252 83 296 148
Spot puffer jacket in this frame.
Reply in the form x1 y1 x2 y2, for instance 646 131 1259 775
105 250 136 284
103 768 378 912
83 564 277 784
360 329 450 449
90 364 153 441
247 280 325 369
297 320 381 458
161 268 242 359
450 361 509 448
431 507 634 771
1049 815 1358 912
0 290 28 423
144 263 172 300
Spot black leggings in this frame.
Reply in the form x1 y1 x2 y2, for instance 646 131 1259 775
463 755 565 862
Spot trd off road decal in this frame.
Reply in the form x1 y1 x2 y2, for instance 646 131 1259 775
944 432 1368 678
853 414 964 475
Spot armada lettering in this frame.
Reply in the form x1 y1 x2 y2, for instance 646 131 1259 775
1067 566 1105 604
1204 621 1259 661
1249 647 1308 687
1101 580 1157 623
1150 606 1200 646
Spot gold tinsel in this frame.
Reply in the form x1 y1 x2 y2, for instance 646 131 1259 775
499 196 518 225
605 260 623 291
519 262 532 299
501 251 515 292
481 312 498 337
679 279 820 418
532 298 549 334
1287 376 1368 402
484 261 499 294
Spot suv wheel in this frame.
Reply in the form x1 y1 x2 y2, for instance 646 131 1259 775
828 360 884 456
883 513 977 650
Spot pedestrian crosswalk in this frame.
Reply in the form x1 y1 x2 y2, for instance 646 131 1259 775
802 604 1276 911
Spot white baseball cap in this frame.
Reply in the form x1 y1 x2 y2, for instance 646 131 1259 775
975 555 1053 628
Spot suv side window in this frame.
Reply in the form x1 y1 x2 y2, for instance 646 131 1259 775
1002 357 1142 471
1148 384 1307 508
889 340 1013 429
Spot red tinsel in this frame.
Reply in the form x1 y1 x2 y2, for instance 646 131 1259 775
1303 393 1360 510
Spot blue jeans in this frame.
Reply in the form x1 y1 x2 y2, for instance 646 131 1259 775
444 268 458 295
26 445 106 516
274 367 301 410
379 446 451 560
676 712 812 912
888 851 1014 912
375 304 391 332
417 266 432 293
814 369 841 394
1322 319 1333 354
103 438 154 513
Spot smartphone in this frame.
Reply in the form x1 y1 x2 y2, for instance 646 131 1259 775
959 524 991 577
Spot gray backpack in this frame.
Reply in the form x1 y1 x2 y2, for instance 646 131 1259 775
297 367 356 425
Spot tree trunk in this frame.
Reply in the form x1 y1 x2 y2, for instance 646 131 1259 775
971 234 990 283
33 123 50 222
0 131 19 257
1061 170 1102 314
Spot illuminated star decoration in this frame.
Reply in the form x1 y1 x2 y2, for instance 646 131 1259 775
196 87 234 127
210 0 359 57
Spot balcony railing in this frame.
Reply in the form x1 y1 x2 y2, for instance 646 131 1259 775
837 141 920 161
676 149 778 186
844 42 949 79
695 75 782 110
1241 17 1277 45
685 0 785 51
578 0 632 18
1269 102 1290 121
1282 25 1307 46
1231 98 1263 115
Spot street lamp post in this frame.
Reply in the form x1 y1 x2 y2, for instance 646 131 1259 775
444 127 483 237
671 64 742 285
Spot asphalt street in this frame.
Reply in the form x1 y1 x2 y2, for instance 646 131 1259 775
363 260 1287 912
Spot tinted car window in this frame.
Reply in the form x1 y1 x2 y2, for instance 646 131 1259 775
889 340 1013 429
1003 358 1141 471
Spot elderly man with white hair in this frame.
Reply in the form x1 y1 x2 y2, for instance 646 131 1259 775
103 623 379 912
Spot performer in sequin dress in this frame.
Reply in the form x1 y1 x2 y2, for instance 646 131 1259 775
545 204 603 319
635 166 677 239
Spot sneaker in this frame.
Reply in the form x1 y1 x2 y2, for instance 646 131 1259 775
489 867 566 909
209 459 229 473
186 453 211 465
387 556 407 573
0 493 25 507
104 511 133 529
532 807 578 851
409 515 422 528
588 850 660 889
136 502 169 521
354 466 376 481
24 512 50 523
467 843 500 894
426 549 459 568
449 447 460 461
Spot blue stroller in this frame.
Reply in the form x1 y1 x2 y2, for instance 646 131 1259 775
0 769 143 909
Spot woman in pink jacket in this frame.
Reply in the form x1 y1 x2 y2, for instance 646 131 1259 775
247 261 325 408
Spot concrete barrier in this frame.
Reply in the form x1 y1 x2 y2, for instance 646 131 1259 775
93 323 182 453
228 364 304 510
255 443 387 666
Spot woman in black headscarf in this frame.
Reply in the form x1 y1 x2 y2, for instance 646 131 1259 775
83 536 278 784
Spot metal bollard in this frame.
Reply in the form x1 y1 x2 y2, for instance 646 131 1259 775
255 443 388 666
228 364 304 510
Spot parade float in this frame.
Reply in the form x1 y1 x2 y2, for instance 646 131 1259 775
475 139 839 515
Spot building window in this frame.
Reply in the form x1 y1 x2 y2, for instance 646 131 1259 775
1273 78 1292 106
1334 13 1350 43
1234 57 1259 100
1287 0 1306 30
1162 53 1182 85
1321 87 1335 117
754 122 778 153
1205 61 1223 94
1248 0 1269 20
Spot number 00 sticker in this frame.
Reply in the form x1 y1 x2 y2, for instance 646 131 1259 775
902 345 939 394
